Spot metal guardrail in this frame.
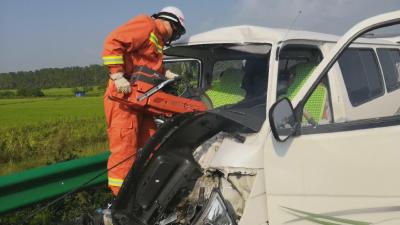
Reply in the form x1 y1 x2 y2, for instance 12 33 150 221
0 152 110 215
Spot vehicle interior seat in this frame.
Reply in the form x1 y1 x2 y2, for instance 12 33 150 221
286 63 328 124
206 69 245 108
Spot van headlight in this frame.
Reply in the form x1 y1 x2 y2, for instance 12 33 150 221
192 189 237 225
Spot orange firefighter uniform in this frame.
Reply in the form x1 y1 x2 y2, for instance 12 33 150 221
102 15 169 196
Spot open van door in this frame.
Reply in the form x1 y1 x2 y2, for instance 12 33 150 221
266 11 400 224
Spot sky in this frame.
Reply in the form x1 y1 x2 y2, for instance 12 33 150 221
0 0 399 73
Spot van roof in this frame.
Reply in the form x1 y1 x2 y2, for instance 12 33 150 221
173 25 395 46
378 36 400 44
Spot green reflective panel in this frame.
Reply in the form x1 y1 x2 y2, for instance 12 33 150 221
286 63 327 123
207 61 246 108
206 68 245 107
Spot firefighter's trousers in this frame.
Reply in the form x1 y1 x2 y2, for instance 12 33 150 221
104 81 156 196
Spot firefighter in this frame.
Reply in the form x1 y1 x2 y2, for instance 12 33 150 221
102 6 186 196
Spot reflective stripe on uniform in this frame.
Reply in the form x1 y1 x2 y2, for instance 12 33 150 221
108 177 124 187
103 55 124 65
149 32 163 54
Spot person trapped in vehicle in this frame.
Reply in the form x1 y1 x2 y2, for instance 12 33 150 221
102 6 186 196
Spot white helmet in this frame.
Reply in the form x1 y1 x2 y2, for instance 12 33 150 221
153 6 186 42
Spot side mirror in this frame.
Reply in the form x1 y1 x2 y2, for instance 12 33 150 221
268 98 298 142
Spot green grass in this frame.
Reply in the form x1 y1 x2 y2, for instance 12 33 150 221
0 116 108 175
0 96 105 128
0 96 109 175
43 86 104 97
0 185 113 225
42 87 78 96
0 86 105 97
0 91 111 223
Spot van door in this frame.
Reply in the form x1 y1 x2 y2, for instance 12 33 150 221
265 11 400 224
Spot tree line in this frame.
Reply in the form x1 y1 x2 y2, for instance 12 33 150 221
0 65 108 90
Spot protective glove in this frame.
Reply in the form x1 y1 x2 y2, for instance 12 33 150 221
110 72 131 94
165 70 180 80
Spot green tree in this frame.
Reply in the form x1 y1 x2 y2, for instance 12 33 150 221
0 65 108 90
16 88 45 97
0 91 15 98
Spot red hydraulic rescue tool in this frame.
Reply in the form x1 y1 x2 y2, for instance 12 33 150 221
108 67 207 117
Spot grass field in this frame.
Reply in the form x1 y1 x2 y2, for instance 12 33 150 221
0 96 104 128
0 95 108 175
0 86 104 98
0 91 111 223
43 86 104 97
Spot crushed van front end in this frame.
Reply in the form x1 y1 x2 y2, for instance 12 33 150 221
111 99 266 225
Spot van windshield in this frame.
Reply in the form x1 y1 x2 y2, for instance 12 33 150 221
165 44 271 109
208 58 268 108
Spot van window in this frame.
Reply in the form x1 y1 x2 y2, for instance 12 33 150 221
290 26 400 135
164 59 200 95
207 60 245 107
277 46 323 97
377 48 400 92
164 59 199 85
277 45 331 127
338 48 384 106
207 58 268 108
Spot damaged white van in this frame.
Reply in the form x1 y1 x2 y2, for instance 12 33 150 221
111 11 400 225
